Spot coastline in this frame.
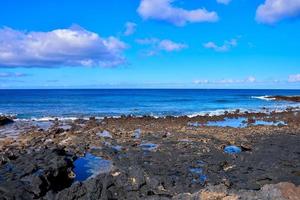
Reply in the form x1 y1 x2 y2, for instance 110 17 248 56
2 89 300 121
2 100 300 122
0 106 300 199
267 95 300 102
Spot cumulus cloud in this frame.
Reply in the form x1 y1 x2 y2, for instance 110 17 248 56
137 0 219 26
217 76 256 84
158 40 187 51
194 76 257 85
124 22 137 36
193 79 210 84
256 0 300 24
217 0 232 5
0 26 127 68
203 39 237 52
288 74 300 82
0 72 27 78
136 38 187 56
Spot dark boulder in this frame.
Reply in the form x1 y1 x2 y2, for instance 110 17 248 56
0 116 13 126
0 148 75 199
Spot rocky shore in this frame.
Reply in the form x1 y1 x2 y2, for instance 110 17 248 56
0 116 13 126
267 95 300 102
0 109 300 199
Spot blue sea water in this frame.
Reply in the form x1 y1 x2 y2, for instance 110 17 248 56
0 89 300 120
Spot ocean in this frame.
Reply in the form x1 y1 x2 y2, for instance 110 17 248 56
0 89 300 120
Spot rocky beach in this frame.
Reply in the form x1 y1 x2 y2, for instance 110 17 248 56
0 106 300 199
1 0 300 198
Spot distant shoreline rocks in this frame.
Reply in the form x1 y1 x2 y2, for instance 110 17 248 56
267 95 300 102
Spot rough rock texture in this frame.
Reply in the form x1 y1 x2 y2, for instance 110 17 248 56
0 148 75 199
172 182 300 200
0 116 13 126
0 110 299 199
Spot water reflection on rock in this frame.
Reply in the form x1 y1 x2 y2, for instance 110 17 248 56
73 153 112 182
132 128 141 139
202 117 287 128
140 142 158 152
207 117 247 128
224 145 242 154
97 130 112 139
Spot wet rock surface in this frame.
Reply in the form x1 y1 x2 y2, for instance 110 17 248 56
0 110 299 199
0 116 13 126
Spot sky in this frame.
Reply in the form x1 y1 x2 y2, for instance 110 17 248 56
0 0 300 89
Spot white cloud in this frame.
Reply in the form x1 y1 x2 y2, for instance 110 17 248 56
217 79 241 84
193 79 210 84
217 76 256 84
137 0 219 26
203 42 228 52
0 26 127 68
256 0 300 24
246 76 256 83
217 0 232 5
136 38 187 56
194 76 257 84
124 22 137 36
288 74 300 82
203 39 237 52
158 40 187 51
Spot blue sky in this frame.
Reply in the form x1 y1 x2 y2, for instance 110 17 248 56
0 0 300 89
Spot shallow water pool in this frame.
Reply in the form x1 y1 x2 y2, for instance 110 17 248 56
73 153 112 182
206 117 247 128
140 142 158 151
204 117 286 128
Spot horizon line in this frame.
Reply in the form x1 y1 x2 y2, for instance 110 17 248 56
1 88 300 90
